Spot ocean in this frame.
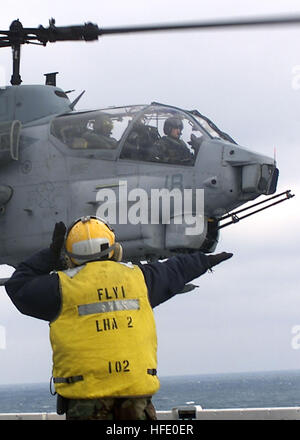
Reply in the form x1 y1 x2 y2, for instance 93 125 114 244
1 370 300 414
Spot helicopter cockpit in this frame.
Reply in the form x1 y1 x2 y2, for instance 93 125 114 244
50 104 230 165
119 105 206 165
50 108 125 151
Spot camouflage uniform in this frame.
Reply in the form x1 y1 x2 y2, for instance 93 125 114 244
65 397 157 420
82 131 118 149
153 136 192 164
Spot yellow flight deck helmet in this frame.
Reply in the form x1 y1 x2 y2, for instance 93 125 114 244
65 216 116 265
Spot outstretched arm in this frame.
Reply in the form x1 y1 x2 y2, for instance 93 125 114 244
138 251 233 308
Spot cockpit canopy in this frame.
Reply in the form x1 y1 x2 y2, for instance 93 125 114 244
50 103 233 165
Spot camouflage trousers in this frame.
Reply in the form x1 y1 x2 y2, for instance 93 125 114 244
65 397 157 420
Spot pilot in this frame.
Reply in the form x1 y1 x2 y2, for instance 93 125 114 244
83 114 118 149
152 117 193 164
5 217 233 420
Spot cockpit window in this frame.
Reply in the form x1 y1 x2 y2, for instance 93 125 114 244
50 106 145 151
120 107 204 166
190 110 237 144
50 105 211 164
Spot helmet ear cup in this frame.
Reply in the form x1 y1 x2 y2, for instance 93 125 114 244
111 243 123 262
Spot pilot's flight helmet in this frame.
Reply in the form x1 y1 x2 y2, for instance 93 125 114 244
94 114 113 136
65 216 115 265
163 117 183 136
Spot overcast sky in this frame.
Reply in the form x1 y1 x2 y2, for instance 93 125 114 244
0 0 300 385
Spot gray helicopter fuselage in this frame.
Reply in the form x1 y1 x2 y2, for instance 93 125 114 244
0 85 72 124
0 92 278 266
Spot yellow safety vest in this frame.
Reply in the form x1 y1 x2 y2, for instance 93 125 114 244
50 260 159 399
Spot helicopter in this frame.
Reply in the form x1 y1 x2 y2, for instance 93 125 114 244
0 16 295 270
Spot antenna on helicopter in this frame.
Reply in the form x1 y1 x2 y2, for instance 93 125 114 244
70 90 86 110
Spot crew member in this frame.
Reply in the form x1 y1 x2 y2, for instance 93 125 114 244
153 116 192 164
83 113 117 149
5 216 233 420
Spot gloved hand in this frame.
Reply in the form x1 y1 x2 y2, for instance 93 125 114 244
50 222 67 260
207 252 233 269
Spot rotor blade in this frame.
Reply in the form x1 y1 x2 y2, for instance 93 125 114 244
99 14 300 36
1 14 300 48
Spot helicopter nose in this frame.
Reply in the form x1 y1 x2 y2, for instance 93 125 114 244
241 162 279 195
223 144 278 196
